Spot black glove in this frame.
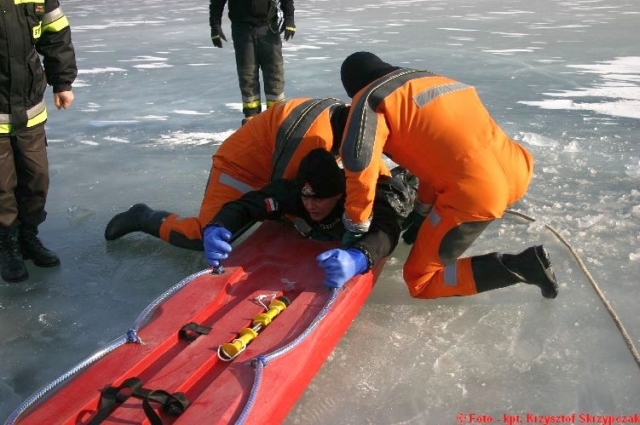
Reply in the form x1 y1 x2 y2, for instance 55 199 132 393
211 24 227 48
281 18 296 41
401 210 426 245
341 230 364 248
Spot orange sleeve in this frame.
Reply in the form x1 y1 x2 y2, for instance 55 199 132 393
340 97 390 232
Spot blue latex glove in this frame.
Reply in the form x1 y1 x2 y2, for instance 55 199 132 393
203 225 232 267
316 248 368 289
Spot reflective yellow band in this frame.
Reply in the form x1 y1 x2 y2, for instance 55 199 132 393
14 0 45 4
42 15 70 33
242 100 261 109
27 108 48 128
0 100 48 134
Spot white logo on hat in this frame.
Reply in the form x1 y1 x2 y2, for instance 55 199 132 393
301 182 316 197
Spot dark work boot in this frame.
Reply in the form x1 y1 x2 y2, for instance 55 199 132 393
104 203 171 241
0 227 29 282
471 245 558 299
19 225 60 267
503 246 558 299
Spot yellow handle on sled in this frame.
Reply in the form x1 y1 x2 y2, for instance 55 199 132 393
253 298 288 327
218 296 291 361
220 327 259 359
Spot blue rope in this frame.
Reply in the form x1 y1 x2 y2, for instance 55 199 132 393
4 268 211 425
236 355 267 425
235 288 340 424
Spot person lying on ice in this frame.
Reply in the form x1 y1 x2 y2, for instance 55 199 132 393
321 51 559 299
202 148 415 288
104 98 356 250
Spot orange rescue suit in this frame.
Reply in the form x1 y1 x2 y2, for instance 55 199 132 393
159 98 344 244
340 69 534 298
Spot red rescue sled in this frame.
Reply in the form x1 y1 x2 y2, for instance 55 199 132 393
9 221 384 425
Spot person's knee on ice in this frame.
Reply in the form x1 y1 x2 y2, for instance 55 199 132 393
403 257 478 299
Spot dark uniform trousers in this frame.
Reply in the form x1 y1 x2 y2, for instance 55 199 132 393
231 22 285 117
0 124 49 230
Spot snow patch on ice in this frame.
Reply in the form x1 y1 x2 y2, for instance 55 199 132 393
514 132 560 148
154 130 235 146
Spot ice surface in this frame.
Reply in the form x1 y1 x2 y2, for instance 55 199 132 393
1 0 639 423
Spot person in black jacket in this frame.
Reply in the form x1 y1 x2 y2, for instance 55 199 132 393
203 148 415 289
209 0 295 125
0 0 77 283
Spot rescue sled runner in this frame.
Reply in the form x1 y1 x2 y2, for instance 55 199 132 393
8 221 384 425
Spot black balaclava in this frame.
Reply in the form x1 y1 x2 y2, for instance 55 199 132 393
296 148 346 198
340 51 399 98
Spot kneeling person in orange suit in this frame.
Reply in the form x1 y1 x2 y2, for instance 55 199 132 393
203 148 415 288
320 51 558 299
104 98 351 251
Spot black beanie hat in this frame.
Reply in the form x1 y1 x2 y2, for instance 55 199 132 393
340 51 398 98
297 148 345 198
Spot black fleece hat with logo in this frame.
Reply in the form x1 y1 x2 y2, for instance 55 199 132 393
296 148 345 198
340 51 399 98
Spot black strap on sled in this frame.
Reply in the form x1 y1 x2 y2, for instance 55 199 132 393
88 377 189 424
178 321 211 342
142 389 190 424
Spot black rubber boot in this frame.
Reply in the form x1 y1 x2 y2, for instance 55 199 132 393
1 227 29 282
472 245 558 299
504 246 558 299
20 225 61 267
104 203 171 241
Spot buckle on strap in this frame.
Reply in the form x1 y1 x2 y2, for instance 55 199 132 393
178 321 212 342
89 377 190 424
